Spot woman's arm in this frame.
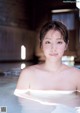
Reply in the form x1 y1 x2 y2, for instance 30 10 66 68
16 68 32 90
14 66 42 103
14 67 38 101
76 69 80 92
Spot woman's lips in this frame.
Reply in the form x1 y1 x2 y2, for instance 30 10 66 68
49 53 58 56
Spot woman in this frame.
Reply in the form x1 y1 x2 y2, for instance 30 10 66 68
14 21 80 113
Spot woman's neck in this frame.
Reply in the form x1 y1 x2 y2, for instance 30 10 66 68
44 60 63 72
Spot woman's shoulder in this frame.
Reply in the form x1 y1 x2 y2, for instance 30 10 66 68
21 64 42 73
16 64 41 89
71 66 80 74
67 65 80 77
63 64 79 71
63 64 80 76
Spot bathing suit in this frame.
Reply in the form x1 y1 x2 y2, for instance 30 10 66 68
14 89 76 105
14 89 75 97
14 89 79 113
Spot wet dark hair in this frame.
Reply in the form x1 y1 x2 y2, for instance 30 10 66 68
40 20 68 46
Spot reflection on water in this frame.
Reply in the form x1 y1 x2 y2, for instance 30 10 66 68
18 96 80 113
18 98 56 113
0 76 80 113
0 62 80 113
17 91 80 113
0 76 22 113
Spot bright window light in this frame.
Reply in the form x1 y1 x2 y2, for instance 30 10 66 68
70 56 75 61
76 0 80 9
21 45 26 60
62 56 75 61
62 56 75 66
21 63 26 69
51 9 74 13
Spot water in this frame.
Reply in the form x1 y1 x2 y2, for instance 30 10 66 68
0 76 80 113
0 76 21 113
0 62 80 113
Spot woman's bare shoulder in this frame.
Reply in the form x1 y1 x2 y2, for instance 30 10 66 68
62 64 80 76
23 64 41 71
20 64 42 75
71 66 80 74
63 64 79 71
16 65 39 89
67 66 80 77
70 67 80 90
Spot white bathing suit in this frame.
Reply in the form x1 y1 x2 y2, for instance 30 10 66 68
14 89 76 105
14 89 79 113
14 89 75 95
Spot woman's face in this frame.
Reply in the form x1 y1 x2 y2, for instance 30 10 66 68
42 30 67 61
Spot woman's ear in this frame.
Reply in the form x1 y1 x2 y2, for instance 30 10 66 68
65 41 69 51
64 40 69 51
40 41 43 49
64 44 68 51
40 45 43 52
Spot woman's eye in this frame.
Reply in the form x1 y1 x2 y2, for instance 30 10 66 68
45 41 51 44
57 41 63 44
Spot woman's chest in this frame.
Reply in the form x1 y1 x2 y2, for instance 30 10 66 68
30 71 76 90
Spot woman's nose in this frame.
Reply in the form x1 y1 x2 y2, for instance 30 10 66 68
51 44 56 50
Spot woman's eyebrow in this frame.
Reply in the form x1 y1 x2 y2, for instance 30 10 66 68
44 37 51 40
44 37 63 40
57 38 63 40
